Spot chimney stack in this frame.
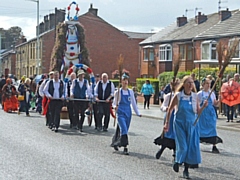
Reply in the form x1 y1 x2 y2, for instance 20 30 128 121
219 8 231 21
44 15 49 32
88 3 98 16
177 15 187 27
195 12 207 24
49 13 56 29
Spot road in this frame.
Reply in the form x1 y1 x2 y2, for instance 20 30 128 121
0 110 240 180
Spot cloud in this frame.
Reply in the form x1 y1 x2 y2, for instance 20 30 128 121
0 16 36 39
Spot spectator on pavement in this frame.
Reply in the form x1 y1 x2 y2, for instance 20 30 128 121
140 79 154 109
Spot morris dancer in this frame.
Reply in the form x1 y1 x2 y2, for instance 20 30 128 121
111 73 141 155
70 69 91 132
94 73 115 131
39 71 54 126
2 78 18 113
164 76 208 179
154 79 180 160
66 72 76 128
43 71 66 132
198 78 222 153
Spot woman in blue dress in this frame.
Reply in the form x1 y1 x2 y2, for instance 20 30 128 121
198 78 222 153
164 76 208 179
111 73 141 155
154 79 180 160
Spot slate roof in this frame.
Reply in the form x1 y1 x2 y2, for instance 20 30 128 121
140 9 240 45
140 23 177 45
196 9 240 39
122 31 153 39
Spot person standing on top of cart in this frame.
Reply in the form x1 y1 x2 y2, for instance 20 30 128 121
94 73 115 131
66 72 76 128
70 69 91 132
43 71 66 132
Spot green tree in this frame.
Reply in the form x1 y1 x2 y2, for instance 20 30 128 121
0 26 24 49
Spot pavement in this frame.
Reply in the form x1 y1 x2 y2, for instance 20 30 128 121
133 103 240 132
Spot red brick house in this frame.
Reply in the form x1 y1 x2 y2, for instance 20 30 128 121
139 9 240 78
78 4 152 83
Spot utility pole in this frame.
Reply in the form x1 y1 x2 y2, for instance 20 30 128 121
27 0 40 75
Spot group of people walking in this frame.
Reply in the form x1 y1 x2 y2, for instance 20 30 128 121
154 74 222 179
1 70 226 179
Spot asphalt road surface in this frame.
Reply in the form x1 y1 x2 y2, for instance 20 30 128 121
0 110 240 180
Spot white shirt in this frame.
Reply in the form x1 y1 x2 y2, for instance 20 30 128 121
197 90 216 105
94 80 115 99
39 79 48 97
113 88 140 116
175 90 198 114
160 92 174 112
70 78 91 98
43 79 67 99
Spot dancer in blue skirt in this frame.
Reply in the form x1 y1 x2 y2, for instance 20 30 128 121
154 79 180 160
164 76 208 179
111 73 141 155
198 78 222 153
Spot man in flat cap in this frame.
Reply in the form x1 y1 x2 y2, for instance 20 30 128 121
70 69 91 132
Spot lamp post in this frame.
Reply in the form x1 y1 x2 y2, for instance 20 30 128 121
27 0 40 75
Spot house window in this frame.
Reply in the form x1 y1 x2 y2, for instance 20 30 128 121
143 45 154 61
229 39 240 58
159 44 172 61
178 44 193 60
201 40 217 60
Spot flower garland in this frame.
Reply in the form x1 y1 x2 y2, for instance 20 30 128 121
67 1 80 21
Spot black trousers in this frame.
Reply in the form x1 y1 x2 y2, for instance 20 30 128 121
144 95 151 108
67 101 74 125
73 101 88 130
49 100 63 128
93 103 99 128
98 102 110 129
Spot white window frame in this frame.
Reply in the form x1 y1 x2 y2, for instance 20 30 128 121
159 44 172 61
201 40 217 60
143 45 154 61
229 38 240 59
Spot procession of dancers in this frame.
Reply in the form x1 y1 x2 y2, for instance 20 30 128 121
1 71 227 179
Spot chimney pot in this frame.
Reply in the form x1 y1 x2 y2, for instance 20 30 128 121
88 3 98 16
219 9 231 21
177 16 187 27
195 12 207 24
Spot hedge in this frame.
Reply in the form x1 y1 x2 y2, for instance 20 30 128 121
158 67 236 89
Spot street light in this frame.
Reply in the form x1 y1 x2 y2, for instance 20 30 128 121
27 0 40 75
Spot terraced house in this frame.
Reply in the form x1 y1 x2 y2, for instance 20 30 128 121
139 8 240 78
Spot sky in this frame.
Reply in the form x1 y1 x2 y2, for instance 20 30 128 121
0 0 240 40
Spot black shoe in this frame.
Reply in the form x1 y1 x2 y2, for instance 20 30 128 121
79 129 83 132
113 145 119 151
103 128 108 132
55 128 58 132
123 147 129 155
183 170 190 179
173 163 179 172
237 120 240 123
156 149 164 159
212 146 220 153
